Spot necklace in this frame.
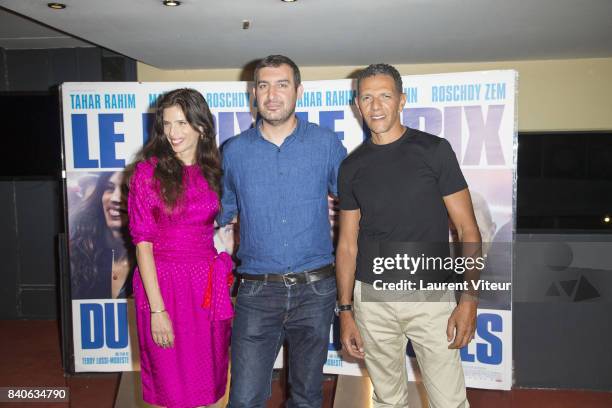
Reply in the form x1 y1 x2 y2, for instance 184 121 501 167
111 249 129 280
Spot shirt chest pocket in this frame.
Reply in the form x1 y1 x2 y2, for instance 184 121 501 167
291 162 325 200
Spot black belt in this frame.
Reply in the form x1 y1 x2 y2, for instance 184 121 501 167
241 264 334 286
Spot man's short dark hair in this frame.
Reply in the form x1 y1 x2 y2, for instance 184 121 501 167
254 55 301 88
356 64 403 95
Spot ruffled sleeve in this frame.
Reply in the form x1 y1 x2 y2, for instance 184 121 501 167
128 160 158 244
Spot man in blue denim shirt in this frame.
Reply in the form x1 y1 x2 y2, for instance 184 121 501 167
218 55 347 408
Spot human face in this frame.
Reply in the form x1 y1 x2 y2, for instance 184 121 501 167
356 74 407 140
102 172 126 232
254 64 303 126
163 105 202 165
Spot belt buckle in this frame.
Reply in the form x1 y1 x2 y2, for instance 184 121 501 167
282 273 298 287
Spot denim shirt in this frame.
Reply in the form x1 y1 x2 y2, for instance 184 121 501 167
218 118 347 274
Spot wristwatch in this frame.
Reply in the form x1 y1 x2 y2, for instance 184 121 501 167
334 304 353 316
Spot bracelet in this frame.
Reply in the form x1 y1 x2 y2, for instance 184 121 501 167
150 309 166 314
334 304 353 316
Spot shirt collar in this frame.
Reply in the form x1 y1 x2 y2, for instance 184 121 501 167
255 116 305 145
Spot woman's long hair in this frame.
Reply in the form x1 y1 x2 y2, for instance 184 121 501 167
70 172 134 298
131 88 221 207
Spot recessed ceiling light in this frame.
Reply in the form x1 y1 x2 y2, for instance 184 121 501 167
163 0 181 6
281 0 297 2
47 3 66 9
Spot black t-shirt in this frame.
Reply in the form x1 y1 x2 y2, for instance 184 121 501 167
338 127 468 284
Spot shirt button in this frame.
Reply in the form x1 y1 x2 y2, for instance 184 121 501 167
284 242 288 247
282 219 286 223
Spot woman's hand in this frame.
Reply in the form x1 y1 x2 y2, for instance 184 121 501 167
151 311 174 348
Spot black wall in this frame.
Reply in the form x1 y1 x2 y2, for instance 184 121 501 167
0 47 136 92
514 132 612 391
513 234 612 391
0 46 135 320
0 180 62 318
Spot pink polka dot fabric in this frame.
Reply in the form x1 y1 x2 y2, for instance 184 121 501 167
128 160 232 408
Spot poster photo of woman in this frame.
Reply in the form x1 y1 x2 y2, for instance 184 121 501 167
67 171 135 299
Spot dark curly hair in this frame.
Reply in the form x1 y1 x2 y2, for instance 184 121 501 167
130 88 221 207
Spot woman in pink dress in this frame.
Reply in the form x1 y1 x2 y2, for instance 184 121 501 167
128 88 234 408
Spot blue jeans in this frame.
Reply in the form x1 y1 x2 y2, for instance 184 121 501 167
227 275 336 408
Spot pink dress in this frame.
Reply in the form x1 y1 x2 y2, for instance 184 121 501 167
128 160 233 408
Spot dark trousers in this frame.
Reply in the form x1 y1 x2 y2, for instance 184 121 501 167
227 276 336 408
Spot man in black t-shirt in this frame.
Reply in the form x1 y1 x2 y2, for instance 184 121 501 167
336 64 481 407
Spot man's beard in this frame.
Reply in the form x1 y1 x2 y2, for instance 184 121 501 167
259 105 295 126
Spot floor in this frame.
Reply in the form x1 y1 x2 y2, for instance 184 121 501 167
1 320 611 408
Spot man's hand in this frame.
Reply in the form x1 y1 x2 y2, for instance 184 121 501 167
340 313 365 359
216 223 235 255
446 300 477 349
